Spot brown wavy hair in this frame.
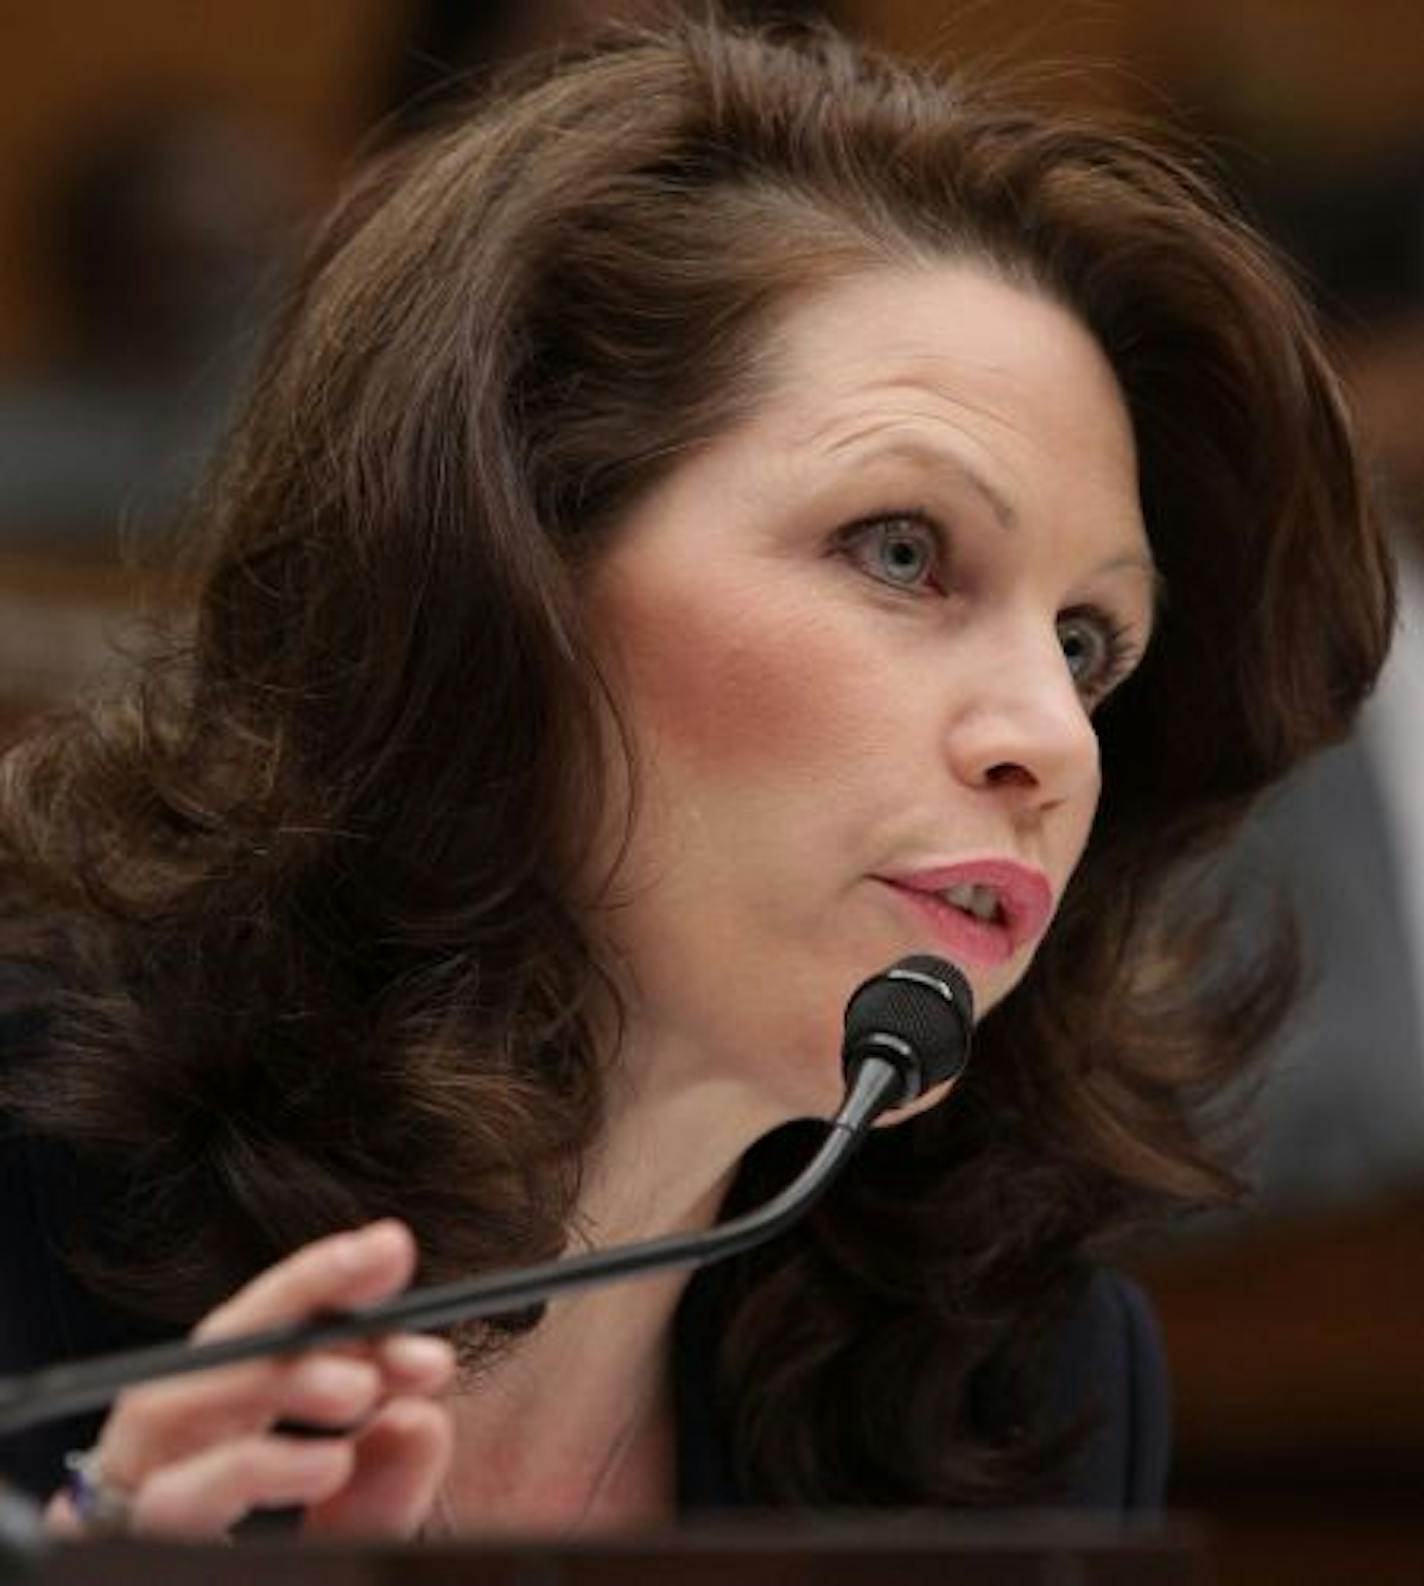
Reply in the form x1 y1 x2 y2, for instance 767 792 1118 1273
0 16 1393 1505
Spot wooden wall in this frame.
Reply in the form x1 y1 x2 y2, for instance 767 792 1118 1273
6 0 1424 369
0 1 412 371
839 0 1424 143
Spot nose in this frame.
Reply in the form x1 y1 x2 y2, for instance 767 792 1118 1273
943 624 1101 813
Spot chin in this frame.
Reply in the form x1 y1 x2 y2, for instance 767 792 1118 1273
871 1075 961 1129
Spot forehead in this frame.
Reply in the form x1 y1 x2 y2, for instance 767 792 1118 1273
746 263 1147 552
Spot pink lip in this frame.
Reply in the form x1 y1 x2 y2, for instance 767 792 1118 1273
874 860 1055 969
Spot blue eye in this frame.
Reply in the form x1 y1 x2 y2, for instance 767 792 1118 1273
840 515 944 592
1057 608 1135 703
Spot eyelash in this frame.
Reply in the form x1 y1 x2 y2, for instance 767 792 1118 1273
1058 607 1138 706
834 511 1143 706
834 509 950 594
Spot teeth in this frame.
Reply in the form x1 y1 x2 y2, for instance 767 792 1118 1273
942 882 1000 922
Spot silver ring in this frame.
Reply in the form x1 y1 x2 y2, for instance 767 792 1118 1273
62 1446 134 1536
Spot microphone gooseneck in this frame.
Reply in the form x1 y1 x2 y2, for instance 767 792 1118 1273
0 956 974 1438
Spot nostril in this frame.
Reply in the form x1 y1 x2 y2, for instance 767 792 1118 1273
985 761 1036 788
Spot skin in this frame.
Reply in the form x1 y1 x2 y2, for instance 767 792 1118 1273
47 1221 455 1539
54 262 1156 1540
586 262 1156 1148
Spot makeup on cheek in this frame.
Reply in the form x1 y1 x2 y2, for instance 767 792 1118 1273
607 578 873 778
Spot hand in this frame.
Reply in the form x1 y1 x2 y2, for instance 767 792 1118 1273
45 1219 456 1540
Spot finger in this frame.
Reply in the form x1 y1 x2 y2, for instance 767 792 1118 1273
95 1221 422 1486
95 1347 386 1488
130 1434 356 1539
195 1219 418 1342
110 1329 451 1468
374 1333 457 1397
43 1490 84 1540
303 1398 452 1539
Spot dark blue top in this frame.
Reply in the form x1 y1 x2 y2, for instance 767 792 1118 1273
0 1116 1170 1513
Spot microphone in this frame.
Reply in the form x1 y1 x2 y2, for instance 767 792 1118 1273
0 956 973 1438
842 953 975 1112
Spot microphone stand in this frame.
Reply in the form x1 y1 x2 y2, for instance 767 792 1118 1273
0 1053 902 1443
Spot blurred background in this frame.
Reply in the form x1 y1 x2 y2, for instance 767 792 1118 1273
2 3 1422 1580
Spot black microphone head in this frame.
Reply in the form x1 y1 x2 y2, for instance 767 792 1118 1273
841 956 975 1105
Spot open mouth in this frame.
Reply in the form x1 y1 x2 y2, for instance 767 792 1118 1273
874 863 1053 969
938 881 1005 926
876 881 1013 968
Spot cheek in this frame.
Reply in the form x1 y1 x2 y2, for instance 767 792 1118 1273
610 580 868 779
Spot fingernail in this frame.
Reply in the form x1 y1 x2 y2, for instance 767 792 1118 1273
332 1231 377 1270
383 1334 455 1378
295 1355 375 1398
330 1220 400 1268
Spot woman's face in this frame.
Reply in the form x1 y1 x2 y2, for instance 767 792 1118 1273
584 264 1156 1135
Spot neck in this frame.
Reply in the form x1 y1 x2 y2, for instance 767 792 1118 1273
437 1273 683 1534
434 1063 774 1535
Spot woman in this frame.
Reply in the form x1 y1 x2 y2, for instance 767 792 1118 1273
0 15 1391 1539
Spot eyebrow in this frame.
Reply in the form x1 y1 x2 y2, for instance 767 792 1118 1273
821 428 1164 606
824 431 1018 531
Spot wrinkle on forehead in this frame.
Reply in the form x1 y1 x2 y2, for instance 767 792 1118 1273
782 361 1033 444
791 388 1144 556
822 423 1019 532
776 340 1137 469
759 265 1137 447
773 377 1051 523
